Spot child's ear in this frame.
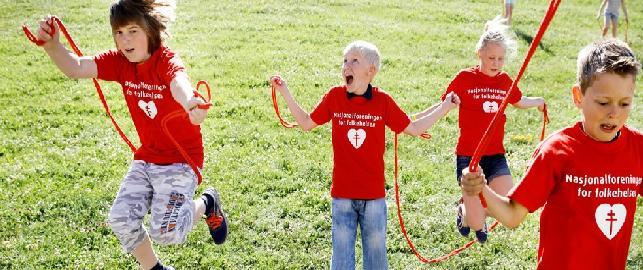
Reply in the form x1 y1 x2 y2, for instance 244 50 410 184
571 84 583 108
369 65 377 76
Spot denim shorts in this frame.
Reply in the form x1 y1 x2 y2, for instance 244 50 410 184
605 11 619 22
456 154 511 184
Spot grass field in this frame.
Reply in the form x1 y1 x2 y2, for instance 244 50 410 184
1 0 642 269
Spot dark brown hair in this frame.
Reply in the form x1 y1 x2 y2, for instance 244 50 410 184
109 0 175 54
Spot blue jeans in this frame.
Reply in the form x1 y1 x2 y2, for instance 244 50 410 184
331 198 388 270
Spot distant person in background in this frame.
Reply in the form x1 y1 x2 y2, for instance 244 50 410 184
597 0 629 38
503 0 515 25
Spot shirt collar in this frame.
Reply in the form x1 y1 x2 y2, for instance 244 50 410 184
346 84 373 100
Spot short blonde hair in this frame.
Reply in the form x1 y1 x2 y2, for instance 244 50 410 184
343 40 381 72
577 39 640 93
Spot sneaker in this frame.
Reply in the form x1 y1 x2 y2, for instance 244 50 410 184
475 223 488 243
202 188 228 244
456 204 470 237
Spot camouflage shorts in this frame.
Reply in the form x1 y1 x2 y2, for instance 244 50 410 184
107 160 199 253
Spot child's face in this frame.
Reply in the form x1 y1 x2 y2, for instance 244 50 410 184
478 42 506 77
573 72 635 142
342 49 376 93
114 23 151 63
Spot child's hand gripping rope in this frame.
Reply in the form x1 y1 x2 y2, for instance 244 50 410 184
269 75 298 128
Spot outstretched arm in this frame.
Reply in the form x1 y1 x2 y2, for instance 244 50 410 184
460 168 529 229
269 76 318 131
403 92 459 136
512 96 545 111
38 16 97 79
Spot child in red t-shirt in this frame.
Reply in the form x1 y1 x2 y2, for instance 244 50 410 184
461 39 641 269
270 40 459 269
437 17 545 243
33 1 227 269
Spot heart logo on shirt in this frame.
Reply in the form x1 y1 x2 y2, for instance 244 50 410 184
138 100 158 119
482 101 499 113
595 204 626 240
347 128 366 149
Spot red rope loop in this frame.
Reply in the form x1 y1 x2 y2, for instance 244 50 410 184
270 77 298 128
193 80 213 110
160 80 212 186
470 0 561 207
393 133 500 263
23 16 137 152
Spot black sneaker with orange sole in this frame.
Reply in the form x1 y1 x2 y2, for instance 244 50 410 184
202 188 228 244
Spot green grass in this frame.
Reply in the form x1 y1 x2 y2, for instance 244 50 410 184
1 0 642 269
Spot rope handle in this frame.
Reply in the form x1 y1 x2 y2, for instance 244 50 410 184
161 80 214 185
193 80 213 110
23 19 54 46
270 76 299 128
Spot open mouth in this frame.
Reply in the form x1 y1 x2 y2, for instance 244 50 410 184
345 75 354 85
600 123 617 132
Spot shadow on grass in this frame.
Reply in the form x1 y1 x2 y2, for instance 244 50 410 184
514 28 553 55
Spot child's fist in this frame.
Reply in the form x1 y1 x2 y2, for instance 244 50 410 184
269 75 288 93
37 15 59 45
460 166 486 196
187 96 208 125
443 92 460 109
536 97 546 112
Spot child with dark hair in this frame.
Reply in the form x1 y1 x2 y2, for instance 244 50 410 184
33 1 228 269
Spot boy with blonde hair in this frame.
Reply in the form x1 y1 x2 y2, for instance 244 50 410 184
270 40 459 269
461 39 641 269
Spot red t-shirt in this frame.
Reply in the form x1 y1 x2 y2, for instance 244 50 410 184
509 122 643 270
310 85 411 199
94 46 203 166
441 66 522 156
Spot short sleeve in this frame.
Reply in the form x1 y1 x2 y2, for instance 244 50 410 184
509 142 559 213
157 48 186 85
384 94 411 134
93 50 122 82
504 75 523 104
310 89 333 125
